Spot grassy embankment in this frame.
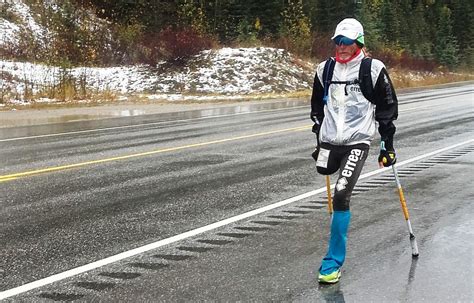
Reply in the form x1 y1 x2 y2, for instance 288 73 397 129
1 64 472 110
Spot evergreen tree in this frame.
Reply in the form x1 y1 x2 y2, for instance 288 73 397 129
451 0 474 67
280 0 312 55
312 0 354 33
354 0 383 51
224 0 250 42
423 0 441 47
202 0 233 42
407 0 432 59
398 0 413 50
379 0 402 48
434 5 459 68
177 0 210 35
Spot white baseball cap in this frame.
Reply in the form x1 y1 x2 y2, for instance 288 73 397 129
331 18 365 45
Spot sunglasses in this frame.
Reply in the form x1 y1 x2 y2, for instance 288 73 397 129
333 36 355 46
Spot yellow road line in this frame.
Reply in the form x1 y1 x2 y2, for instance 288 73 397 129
0 177 18 182
0 125 311 183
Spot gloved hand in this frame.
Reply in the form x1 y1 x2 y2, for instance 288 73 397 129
378 150 396 167
378 141 396 167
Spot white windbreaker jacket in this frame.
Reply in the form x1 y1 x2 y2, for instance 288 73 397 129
310 51 398 150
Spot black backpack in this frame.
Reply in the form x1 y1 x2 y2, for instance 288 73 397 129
322 57 375 104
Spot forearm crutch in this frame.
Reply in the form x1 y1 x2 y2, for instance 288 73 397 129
392 164 419 258
325 175 333 219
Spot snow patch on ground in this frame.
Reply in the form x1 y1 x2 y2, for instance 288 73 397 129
1 0 111 56
0 47 315 104
14 1 47 41
0 19 21 45
0 0 50 47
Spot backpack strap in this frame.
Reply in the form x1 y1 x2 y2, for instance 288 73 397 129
359 57 375 103
322 58 335 104
323 57 375 103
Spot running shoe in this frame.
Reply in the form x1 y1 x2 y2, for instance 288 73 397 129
318 269 341 284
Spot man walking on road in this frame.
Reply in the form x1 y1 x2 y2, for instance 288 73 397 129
310 18 399 284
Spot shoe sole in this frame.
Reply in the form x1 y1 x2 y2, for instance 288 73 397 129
318 271 341 284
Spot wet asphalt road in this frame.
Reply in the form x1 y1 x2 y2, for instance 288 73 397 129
0 84 473 301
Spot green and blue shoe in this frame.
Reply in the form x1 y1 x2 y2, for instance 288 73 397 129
318 269 341 284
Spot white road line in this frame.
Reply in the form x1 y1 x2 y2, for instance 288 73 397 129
1 138 473 300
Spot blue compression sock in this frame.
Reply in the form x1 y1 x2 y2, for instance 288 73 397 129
319 210 351 275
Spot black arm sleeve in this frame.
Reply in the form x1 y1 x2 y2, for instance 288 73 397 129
374 68 398 151
310 71 325 133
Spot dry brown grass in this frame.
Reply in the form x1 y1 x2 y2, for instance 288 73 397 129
1 90 119 111
2 69 472 111
390 69 474 89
